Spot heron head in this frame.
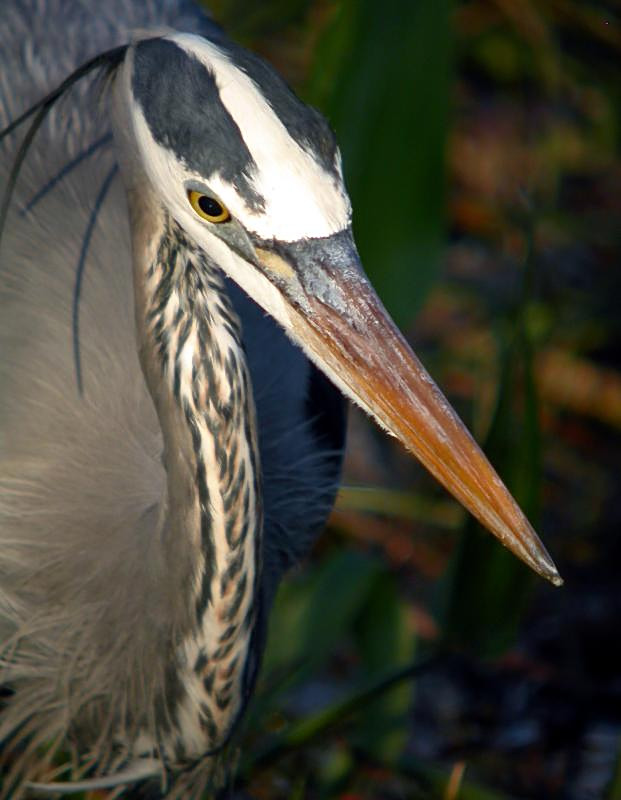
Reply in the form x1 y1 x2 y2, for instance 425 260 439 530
110 31 561 586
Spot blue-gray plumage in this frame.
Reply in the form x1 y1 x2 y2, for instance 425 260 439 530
0 1 560 797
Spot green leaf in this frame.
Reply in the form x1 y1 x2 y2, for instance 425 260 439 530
353 570 417 760
308 0 452 325
260 550 382 686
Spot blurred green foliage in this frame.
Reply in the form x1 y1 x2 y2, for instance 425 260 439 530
306 0 451 324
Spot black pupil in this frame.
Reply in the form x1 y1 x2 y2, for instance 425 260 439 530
198 195 224 218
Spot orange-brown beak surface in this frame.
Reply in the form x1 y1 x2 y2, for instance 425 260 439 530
258 232 562 586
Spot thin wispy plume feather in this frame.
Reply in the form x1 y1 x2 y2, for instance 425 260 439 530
0 45 127 252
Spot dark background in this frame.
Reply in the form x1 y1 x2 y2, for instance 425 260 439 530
206 2 621 798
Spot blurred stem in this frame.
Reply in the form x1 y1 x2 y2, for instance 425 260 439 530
607 738 621 800
438 206 545 656
397 755 517 800
241 649 514 800
239 656 440 775
335 486 463 529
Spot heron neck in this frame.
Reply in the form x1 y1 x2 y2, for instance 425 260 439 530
130 202 263 760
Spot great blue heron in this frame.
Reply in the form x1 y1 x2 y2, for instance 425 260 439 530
0 0 561 797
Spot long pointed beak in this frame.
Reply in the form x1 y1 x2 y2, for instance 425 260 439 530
257 231 562 586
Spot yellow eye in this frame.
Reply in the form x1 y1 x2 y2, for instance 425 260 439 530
187 190 231 223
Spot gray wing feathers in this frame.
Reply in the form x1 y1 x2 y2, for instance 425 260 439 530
0 0 342 789
0 106 173 788
0 0 213 784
